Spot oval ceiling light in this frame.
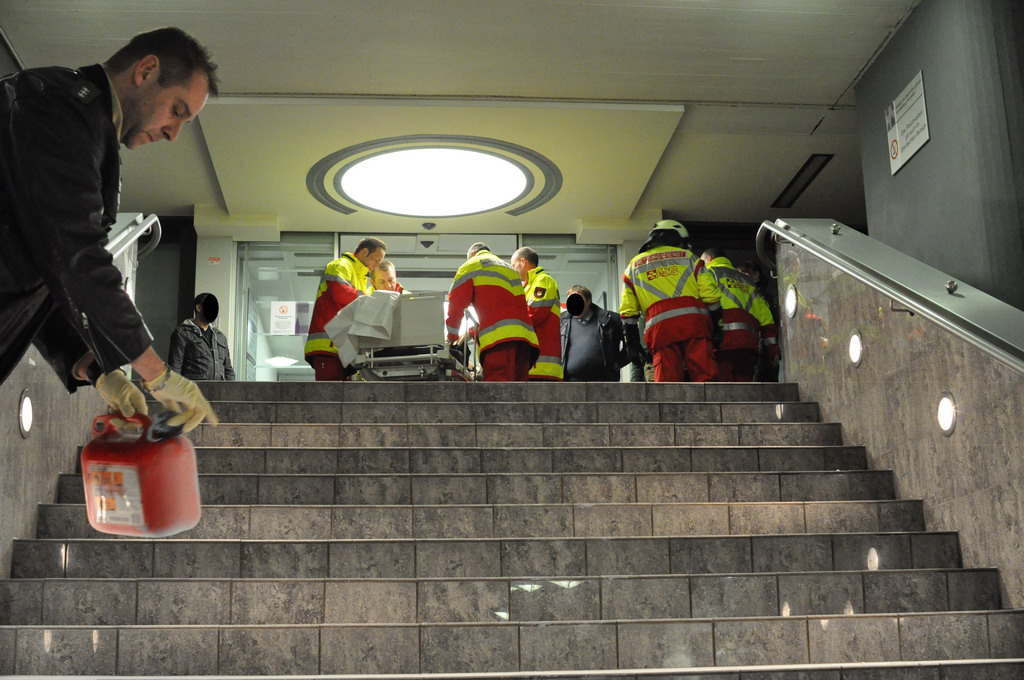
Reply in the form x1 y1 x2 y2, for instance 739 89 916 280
848 330 863 367
307 135 561 218
340 148 528 217
785 285 798 318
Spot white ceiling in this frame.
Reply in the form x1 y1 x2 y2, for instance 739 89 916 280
1 0 919 242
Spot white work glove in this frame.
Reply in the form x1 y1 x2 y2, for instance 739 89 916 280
95 369 149 419
142 367 219 432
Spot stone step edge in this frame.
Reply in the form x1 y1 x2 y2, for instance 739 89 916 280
185 444 866 450
3 607 1020 628
11 658 1024 680
41 498 922 509
59 470 895 479
15 529 958 544
4 565 996 583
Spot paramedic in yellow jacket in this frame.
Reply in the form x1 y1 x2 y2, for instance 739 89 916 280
304 237 386 380
700 248 780 381
447 242 539 381
511 246 563 381
620 220 721 382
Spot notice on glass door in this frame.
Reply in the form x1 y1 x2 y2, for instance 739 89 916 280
271 301 297 335
886 71 930 175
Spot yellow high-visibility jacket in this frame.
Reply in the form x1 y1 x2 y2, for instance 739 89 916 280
705 256 778 352
446 249 540 358
524 266 563 380
619 245 721 349
304 253 373 360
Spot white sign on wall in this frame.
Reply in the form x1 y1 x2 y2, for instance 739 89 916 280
271 301 297 335
886 71 930 175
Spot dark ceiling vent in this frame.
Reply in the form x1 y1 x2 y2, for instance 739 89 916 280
771 153 834 208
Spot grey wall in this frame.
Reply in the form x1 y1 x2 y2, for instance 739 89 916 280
0 348 106 577
856 0 1024 310
778 242 1024 607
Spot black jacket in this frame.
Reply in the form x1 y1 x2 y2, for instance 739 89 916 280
168 319 235 381
560 304 627 381
0 64 152 390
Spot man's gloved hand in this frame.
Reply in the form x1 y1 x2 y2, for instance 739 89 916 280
95 369 149 418
142 367 219 432
623 322 647 367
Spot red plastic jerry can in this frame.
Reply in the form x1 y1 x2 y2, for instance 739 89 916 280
81 412 201 537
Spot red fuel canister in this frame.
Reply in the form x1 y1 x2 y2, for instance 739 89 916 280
81 413 201 537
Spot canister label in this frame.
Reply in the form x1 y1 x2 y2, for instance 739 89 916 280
87 465 145 528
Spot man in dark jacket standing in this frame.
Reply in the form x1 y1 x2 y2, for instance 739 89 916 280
169 293 234 380
560 285 627 381
0 27 219 431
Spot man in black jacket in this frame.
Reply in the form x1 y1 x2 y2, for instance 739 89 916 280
169 293 234 381
0 27 219 431
560 285 627 381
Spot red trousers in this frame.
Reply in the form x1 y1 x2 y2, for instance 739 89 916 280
309 355 351 381
480 341 532 381
652 337 717 383
715 348 758 382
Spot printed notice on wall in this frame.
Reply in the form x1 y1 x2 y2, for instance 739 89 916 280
886 71 930 175
271 301 297 335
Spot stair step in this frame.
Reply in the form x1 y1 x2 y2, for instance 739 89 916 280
38 500 926 540
2 611 1021 675
187 445 870 474
192 380 802 404
0 569 1000 626
11 532 961 579
207 400 822 424
187 421 845 448
58 469 895 506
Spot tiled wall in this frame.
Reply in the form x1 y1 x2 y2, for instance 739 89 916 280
0 347 105 576
778 240 1024 606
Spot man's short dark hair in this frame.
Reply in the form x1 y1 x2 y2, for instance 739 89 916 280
355 237 387 255
567 284 592 301
467 242 490 258
106 27 219 96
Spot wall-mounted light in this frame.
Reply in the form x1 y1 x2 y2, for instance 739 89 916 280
265 356 299 368
848 330 863 367
785 285 798 318
18 389 33 438
937 391 957 436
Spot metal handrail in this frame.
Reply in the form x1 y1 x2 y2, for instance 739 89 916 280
105 213 162 260
757 218 1024 375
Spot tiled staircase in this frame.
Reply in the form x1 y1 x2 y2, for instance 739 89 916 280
2 380 1022 677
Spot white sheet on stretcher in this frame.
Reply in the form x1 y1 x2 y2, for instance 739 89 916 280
323 290 401 367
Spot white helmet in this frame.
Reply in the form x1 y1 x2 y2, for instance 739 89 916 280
652 219 689 238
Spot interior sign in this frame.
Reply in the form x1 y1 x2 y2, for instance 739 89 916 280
271 301 297 335
886 71 930 175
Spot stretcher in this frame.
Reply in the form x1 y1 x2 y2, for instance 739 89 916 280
348 291 475 381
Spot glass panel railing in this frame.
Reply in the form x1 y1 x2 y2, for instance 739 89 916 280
757 218 1024 375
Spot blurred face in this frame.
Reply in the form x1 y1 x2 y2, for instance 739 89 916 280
356 247 385 271
372 268 398 291
119 56 209 149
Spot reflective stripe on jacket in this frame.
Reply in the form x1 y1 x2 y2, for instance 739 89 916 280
524 266 563 380
304 253 372 359
446 249 539 357
619 245 720 350
705 256 777 351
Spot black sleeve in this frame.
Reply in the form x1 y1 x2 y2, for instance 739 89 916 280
220 332 235 380
167 328 186 373
0 73 153 376
31 303 91 392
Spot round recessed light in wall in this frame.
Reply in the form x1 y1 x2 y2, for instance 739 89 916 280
848 330 863 367
784 285 798 318
18 389 33 438
937 391 957 436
